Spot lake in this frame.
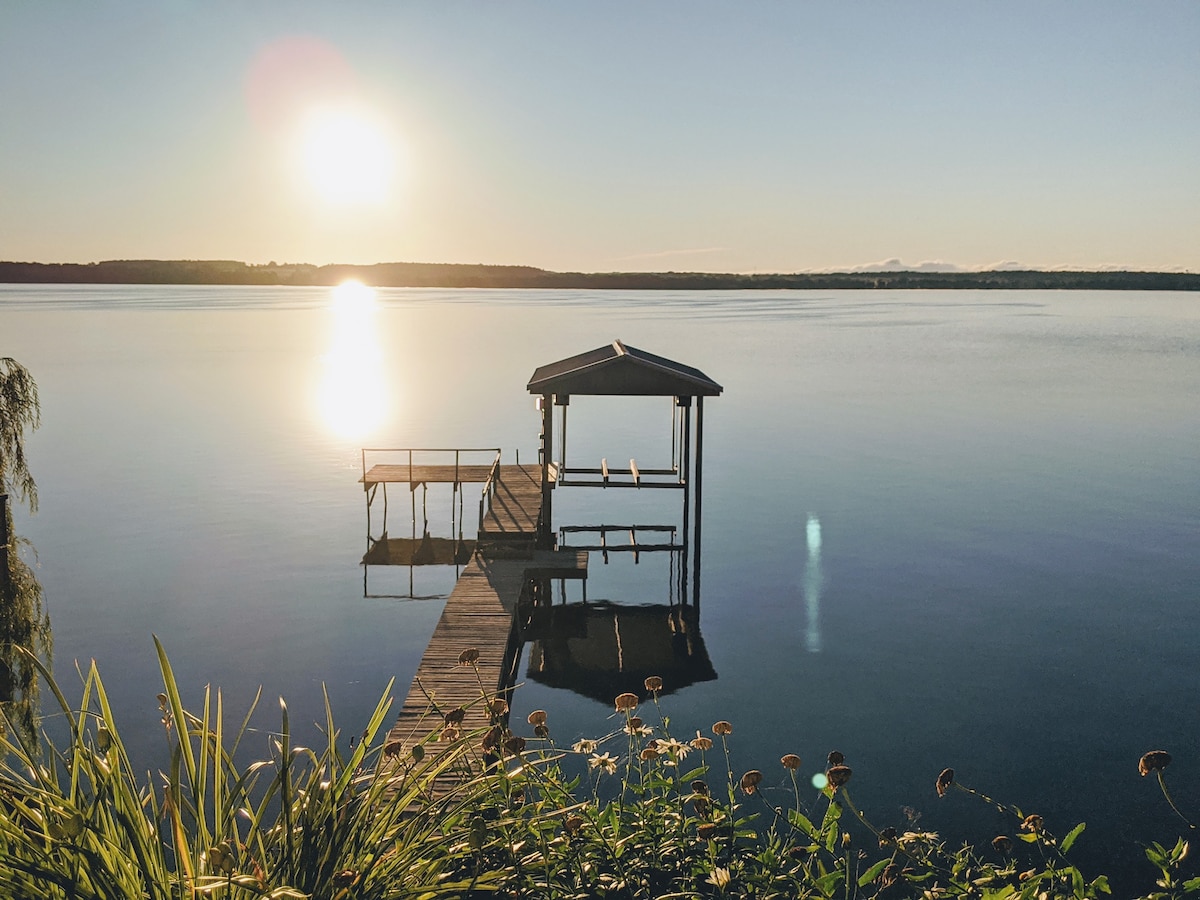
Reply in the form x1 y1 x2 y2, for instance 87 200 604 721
3 283 1198 885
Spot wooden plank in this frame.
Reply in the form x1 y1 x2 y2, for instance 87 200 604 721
362 464 496 486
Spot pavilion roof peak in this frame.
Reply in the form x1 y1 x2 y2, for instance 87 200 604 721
527 340 722 398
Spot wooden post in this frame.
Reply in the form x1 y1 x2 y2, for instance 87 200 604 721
540 394 554 548
679 398 691 606
693 396 704 610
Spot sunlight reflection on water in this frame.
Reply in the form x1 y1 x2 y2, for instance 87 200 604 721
316 281 390 440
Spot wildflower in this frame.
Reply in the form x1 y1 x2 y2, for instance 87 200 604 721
691 731 713 751
897 831 940 846
697 822 719 839
614 692 639 712
659 737 690 763
1020 814 1043 834
706 867 731 889
589 752 619 775
644 675 664 692
640 747 660 761
781 753 802 771
1139 750 1172 776
457 648 480 665
624 716 653 737
572 738 598 754
827 765 852 789
712 720 733 736
827 750 845 767
992 835 1012 853
740 770 763 794
527 709 547 726
935 767 954 797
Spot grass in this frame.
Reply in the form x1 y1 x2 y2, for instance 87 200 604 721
0 640 1197 899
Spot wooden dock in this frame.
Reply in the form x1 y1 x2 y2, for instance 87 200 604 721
383 464 587 767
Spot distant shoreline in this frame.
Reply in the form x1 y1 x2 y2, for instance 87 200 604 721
1 259 1196 291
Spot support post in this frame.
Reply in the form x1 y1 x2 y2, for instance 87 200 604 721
679 397 692 606
693 396 704 610
539 394 554 549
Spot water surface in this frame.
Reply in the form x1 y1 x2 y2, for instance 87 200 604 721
3 284 1198 884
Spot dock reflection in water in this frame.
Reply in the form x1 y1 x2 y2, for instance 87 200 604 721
522 602 716 703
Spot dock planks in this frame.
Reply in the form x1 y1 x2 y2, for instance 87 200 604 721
384 464 586 785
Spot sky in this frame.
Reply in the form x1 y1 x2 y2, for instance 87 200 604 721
1 2 1197 273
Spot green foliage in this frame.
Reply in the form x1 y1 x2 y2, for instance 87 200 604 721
0 650 1196 898
0 357 50 747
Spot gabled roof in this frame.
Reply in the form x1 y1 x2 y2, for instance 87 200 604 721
527 340 723 397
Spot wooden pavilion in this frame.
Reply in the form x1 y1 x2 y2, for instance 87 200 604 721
527 339 722 605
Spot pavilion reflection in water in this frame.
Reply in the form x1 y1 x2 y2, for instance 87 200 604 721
523 601 716 702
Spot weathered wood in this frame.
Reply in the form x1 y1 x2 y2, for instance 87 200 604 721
384 465 587 795
361 464 496 487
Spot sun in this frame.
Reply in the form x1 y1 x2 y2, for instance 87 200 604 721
297 106 396 207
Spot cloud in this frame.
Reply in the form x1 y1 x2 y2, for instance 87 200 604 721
824 258 967 273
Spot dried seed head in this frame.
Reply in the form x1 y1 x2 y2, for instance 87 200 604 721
333 870 357 888
935 767 954 798
827 750 845 768
691 779 710 795
740 769 764 794
564 814 585 834
383 740 403 759
481 726 503 753
534 724 550 738
489 698 509 717
691 734 713 751
527 709 547 727
827 765 853 789
693 796 711 816
1020 814 1043 833
614 692 639 712
411 744 424 762
440 727 460 742
781 753 802 771
156 693 169 707
503 736 527 755
644 675 663 692
640 747 660 761
444 707 466 726
879 863 900 888
697 822 719 840
712 720 733 736
879 826 897 846
1139 750 1172 776
627 716 643 730
458 648 480 665
992 835 1012 853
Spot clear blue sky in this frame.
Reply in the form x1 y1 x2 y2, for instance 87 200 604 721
2 2 1196 272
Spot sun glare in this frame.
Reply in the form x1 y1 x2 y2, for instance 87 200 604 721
317 281 390 440
298 107 396 207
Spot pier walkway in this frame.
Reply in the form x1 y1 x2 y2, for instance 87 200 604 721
383 464 586 761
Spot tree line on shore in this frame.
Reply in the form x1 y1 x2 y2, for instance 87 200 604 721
1 259 1197 291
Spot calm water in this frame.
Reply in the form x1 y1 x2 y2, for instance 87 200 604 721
3 284 1198 884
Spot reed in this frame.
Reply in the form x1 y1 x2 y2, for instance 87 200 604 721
1 648 1195 898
